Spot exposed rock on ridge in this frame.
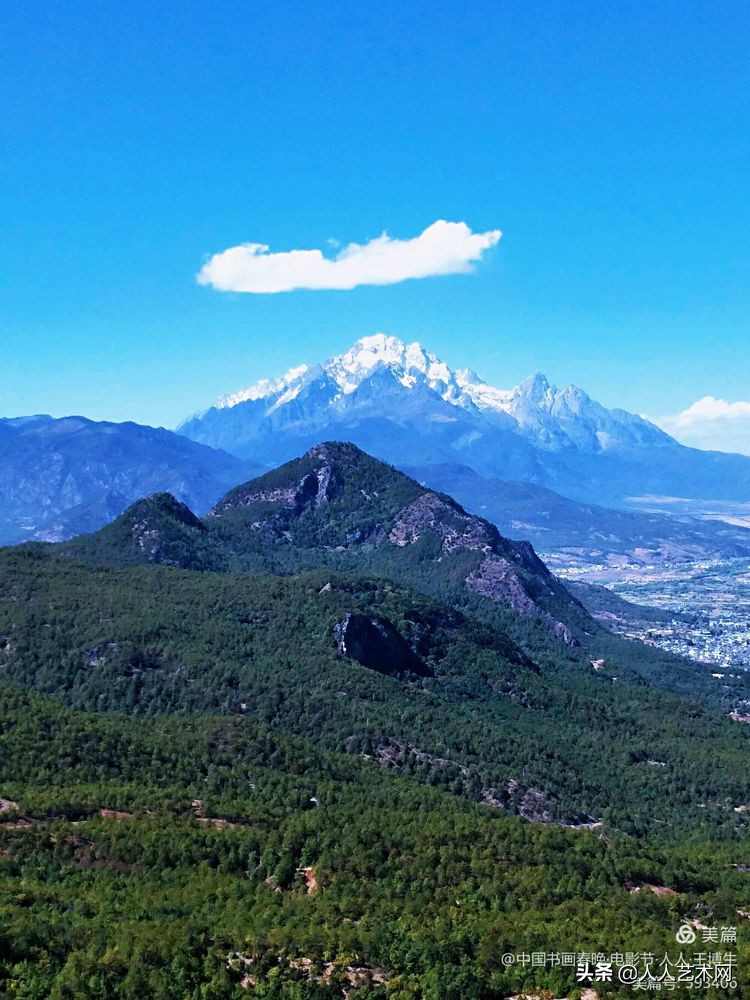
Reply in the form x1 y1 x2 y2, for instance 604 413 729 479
333 613 433 679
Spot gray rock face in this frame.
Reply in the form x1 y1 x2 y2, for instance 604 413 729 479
210 453 341 518
382 484 579 644
465 555 540 614
333 613 433 679
389 494 494 552
465 555 577 647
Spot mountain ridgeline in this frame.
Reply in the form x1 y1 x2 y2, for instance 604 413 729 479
404 462 750 566
58 440 750 714
5 335 750 564
0 414 259 545
0 438 736 829
3 440 750 995
179 333 750 507
65 441 586 646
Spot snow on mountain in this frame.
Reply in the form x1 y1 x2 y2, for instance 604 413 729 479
215 335 463 409
178 334 750 505
203 332 666 451
217 364 311 409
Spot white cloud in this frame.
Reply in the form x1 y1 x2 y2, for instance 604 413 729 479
197 220 501 293
656 396 750 456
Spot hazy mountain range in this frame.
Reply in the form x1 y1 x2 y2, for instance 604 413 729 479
403 463 750 566
180 334 750 506
0 415 257 545
2 334 749 557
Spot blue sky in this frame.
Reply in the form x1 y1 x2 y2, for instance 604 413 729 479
2 1 749 449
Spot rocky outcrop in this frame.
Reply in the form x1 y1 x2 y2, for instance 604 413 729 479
465 555 540 614
333 614 432 679
481 780 556 824
549 618 577 647
465 555 577 646
83 642 118 667
389 493 494 553
369 742 559 823
297 462 342 509
216 486 299 510
210 456 342 518
385 492 579 645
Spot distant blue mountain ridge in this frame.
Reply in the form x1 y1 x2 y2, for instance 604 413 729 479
0 415 258 545
2 335 749 558
179 334 750 507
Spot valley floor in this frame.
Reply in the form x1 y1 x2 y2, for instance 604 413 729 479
554 557 750 674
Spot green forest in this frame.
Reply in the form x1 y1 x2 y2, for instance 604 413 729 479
1 686 748 998
1 446 748 997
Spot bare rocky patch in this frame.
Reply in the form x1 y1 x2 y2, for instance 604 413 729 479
368 741 559 824
626 883 679 897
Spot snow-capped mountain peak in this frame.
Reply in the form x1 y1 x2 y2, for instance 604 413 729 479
218 364 311 409
216 334 462 409
176 333 748 508
328 334 430 391
320 333 461 397
182 333 671 468
518 371 552 397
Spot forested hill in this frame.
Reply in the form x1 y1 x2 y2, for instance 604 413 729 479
2 544 748 841
60 441 750 715
1 441 749 996
63 441 602 647
1 685 748 998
